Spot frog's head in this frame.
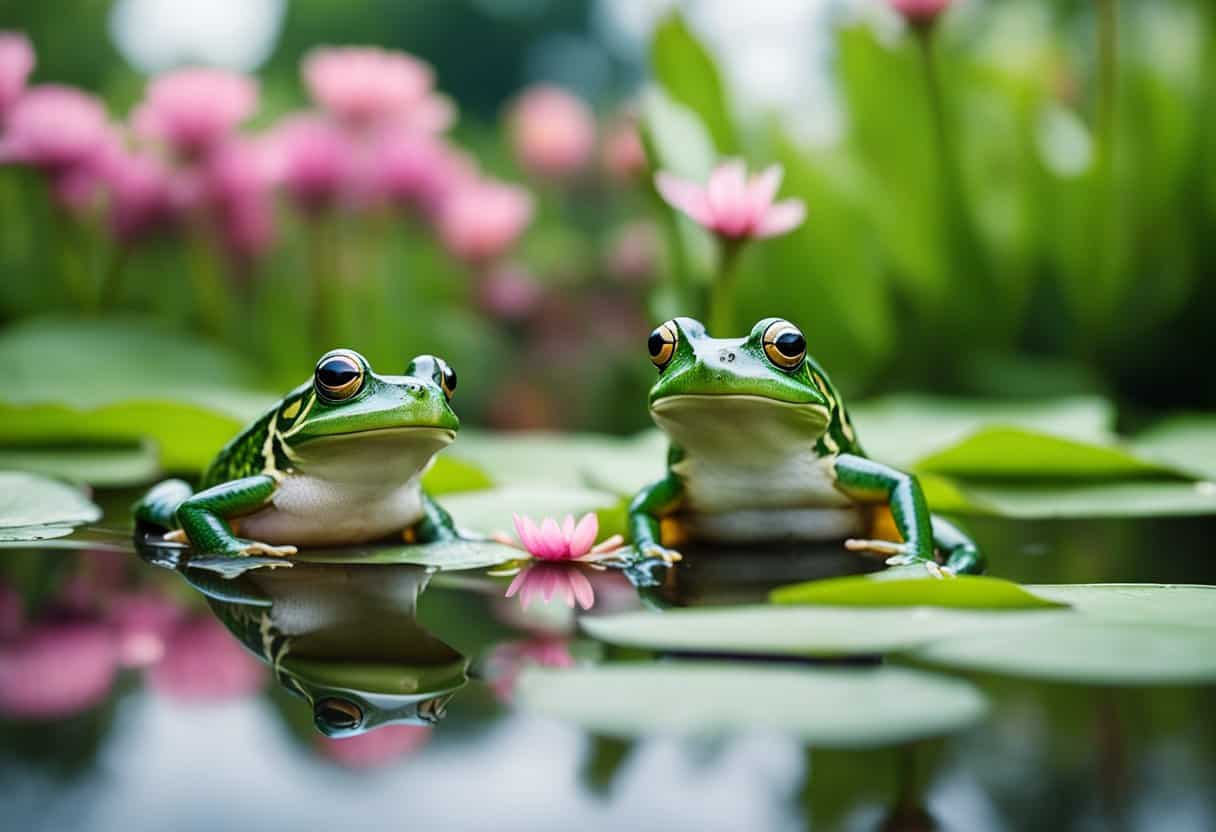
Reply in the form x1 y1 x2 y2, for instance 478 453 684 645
645 317 834 456
276 349 459 482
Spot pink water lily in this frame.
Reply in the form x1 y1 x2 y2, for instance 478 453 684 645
655 159 805 241
890 0 952 26
511 512 623 562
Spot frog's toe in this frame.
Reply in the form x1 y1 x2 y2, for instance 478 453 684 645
163 529 188 544
923 561 957 580
642 543 682 563
238 541 298 558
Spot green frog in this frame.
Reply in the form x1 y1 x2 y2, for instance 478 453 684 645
629 318 983 576
135 349 461 557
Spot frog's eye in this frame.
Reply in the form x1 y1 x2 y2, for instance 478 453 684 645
648 320 679 370
762 320 807 370
314 697 363 732
314 350 365 401
437 359 457 401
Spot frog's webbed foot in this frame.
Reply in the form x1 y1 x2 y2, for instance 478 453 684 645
235 540 297 558
639 543 682 564
163 529 188 544
844 538 952 579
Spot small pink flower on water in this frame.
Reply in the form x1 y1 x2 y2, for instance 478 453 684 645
0 31 34 120
511 512 623 562
655 159 806 241
303 46 440 129
132 68 257 157
889 0 952 26
0 85 109 172
268 113 358 212
508 84 595 179
437 177 534 265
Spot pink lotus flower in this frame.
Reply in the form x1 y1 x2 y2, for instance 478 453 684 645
477 263 542 322
101 149 187 242
268 114 358 212
510 512 624 562
0 31 34 120
889 0 952 26
437 177 534 265
147 615 265 702
303 46 443 129
508 84 596 179
602 115 647 182
133 68 257 157
0 85 110 172
0 619 118 719
316 724 430 768
605 221 659 283
201 139 279 258
655 159 806 241
362 126 474 216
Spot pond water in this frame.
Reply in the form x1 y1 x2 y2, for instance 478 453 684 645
1 490 1215 832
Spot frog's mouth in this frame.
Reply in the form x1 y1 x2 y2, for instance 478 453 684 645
651 394 831 459
287 426 456 483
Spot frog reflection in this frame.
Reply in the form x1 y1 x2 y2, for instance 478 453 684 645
180 561 467 737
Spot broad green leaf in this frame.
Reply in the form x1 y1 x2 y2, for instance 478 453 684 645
517 662 987 748
580 604 1031 657
935 479 1216 518
0 471 101 541
422 455 495 495
1134 416 1216 481
770 574 1064 610
1026 584 1216 630
650 12 736 154
0 442 160 487
293 539 521 571
442 486 624 538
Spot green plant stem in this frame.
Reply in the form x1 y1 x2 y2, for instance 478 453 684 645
98 243 130 312
710 239 743 336
1091 0 1119 333
186 235 228 336
307 212 339 353
52 211 93 314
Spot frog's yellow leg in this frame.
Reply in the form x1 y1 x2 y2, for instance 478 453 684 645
627 473 684 563
175 475 296 558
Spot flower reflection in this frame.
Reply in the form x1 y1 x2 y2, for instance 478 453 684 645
0 619 118 720
147 614 265 702
315 724 431 768
505 561 597 611
484 637 574 703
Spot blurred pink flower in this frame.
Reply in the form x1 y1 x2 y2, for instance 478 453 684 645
508 84 596 179
107 591 183 668
201 138 279 258
605 220 660 283
268 114 359 212
509 512 624 562
890 0 952 25
147 615 265 702
0 31 34 120
0 84 110 171
101 149 187 242
484 637 573 703
506 562 597 611
303 46 444 129
132 68 257 157
363 127 474 216
602 115 646 182
437 177 533 265
316 724 430 768
655 159 805 241
0 619 118 719
477 263 542 322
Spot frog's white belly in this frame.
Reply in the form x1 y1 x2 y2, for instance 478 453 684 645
673 450 863 543
238 474 426 546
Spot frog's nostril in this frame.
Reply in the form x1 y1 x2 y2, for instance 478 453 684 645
718 349 735 363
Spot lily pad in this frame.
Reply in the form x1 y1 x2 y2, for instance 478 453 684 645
1025 584 1216 630
1134 416 1216 481
0 442 160 487
516 662 987 748
0 471 101 541
293 539 521 571
929 479 1216 518
770 574 1065 610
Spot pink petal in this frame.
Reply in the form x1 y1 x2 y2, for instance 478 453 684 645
588 534 625 555
561 514 576 541
654 172 713 226
519 581 537 609
567 513 599 558
541 568 561 602
567 569 596 610
756 199 806 238
513 514 537 553
538 518 567 559
706 159 749 235
505 570 529 599
746 164 783 222
558 575 576 608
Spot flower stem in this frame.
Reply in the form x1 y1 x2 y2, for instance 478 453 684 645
186 235 228 336
710 239 743 336
97 243 130 312
307 212 338 353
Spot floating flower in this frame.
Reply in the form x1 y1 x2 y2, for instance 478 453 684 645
655 159 806 241
132 68 258 157
508 84 596 179
510 512 624 562
0 85 110 172
303 46 441 129
146 615 265 702
267 114 358 213
889 0 953 26
0 619 118 719
0 31 34 120
437 177 534 265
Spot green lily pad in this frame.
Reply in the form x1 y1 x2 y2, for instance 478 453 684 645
0 441 161 487
0 318 274 471
930 479 1216 518
771 574 1065 610
516 662 987 748
441 486 624 537
1026 584 1216 630
293 539 521 571
421 455 495 495
1133 416 1216 481
0 471 101 541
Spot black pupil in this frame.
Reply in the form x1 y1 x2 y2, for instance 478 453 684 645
648 330 668 357
443 366 457 391
317 359 359 391
775 331 805 358
316 700 360 729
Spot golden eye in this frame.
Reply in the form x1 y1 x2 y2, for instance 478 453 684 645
314 349 365 401
437 359 457 401
648 320 678 370
762 320 807 370
314 697 363 731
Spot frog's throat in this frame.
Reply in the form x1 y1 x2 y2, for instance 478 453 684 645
284 426 455 485
650 394 832 461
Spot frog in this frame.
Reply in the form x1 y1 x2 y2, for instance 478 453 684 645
628 317 983 577
134 348 462 558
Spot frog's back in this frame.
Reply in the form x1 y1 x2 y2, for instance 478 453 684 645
200 409 276 489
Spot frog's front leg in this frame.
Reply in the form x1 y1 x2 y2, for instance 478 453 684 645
832 455 944 576
931 515 985 575
411 492 462 543
174 474 297 558
627 474 684 563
